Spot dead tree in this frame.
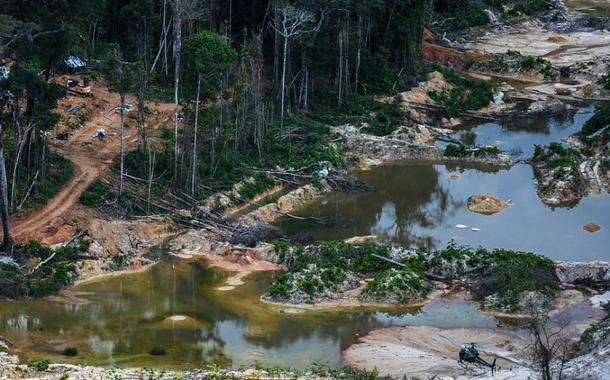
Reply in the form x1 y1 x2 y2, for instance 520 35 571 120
170 0 207 179
0 122 13 251
524 298 575 380
270 3 314 134
190 74 202 196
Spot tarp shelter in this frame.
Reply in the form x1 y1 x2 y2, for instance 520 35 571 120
0 66 9 81
64 56 87 73
0 66 11 98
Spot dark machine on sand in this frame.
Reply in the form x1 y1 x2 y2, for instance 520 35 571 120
459 343 498 374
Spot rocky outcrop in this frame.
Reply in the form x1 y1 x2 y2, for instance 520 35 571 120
87 218 172 257
72 218 175 279
467 194 511 215
236 183 331 226
555 261 610 288
334 124 513 167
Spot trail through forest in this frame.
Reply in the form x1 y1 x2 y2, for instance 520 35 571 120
9 83 173 242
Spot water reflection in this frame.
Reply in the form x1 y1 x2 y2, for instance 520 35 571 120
0 258 495 369
451 106 595 157
277 162 610 261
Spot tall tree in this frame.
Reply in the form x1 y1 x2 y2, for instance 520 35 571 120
0 121 12 251
182 31 237 196
270 3 314 133
104 51 137 200
170 0 207 178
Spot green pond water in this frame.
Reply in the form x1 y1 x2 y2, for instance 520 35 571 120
0 257 496 369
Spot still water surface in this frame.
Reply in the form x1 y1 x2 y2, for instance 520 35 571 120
277 162 610 261
0 258 495 369
1 105 608 369
278 106 610 261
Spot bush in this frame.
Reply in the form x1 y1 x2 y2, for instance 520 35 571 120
474 50 557 80
79 180 112 206
360 268 429 304
0 240 88 299
149 346 168 356
237 174 278 201
28 359 52 371
61 347 78 356
581 106 610 138
428 67 493 118
473 249 559 311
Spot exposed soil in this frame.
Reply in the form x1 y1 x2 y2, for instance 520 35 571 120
342 325 529 379
8 79 175 243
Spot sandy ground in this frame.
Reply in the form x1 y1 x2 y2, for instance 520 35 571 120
342 325 531 379
466 26 610 68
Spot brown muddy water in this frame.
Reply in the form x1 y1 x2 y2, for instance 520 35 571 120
0 258 496 369
564 0 610 16
1 105 608 370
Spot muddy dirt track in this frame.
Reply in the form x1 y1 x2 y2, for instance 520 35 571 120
9 82 174 242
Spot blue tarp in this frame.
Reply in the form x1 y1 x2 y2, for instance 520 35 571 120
0 66 9 81
64 56 86 69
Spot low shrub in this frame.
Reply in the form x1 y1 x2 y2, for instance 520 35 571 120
427 67 493 119
149 346 168 356
61 347 78 356
360 268 429 304
28 359 52 371
79 180 113 206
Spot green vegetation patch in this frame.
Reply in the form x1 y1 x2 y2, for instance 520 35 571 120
444 143 501 158
581 106 610 146
433 0 549 34
471 248 559 312
79 179 113 207
0 240 89 299
473 50 558 80
580 315 610 351
533 142 584 197
428 68 493 119
308 95 406 136
28 359 52 371
360 268 428 304
237 173 279 202
267 241 559 312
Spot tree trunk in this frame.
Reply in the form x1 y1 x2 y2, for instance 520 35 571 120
298 49 308 110
173 10 182 178
0 132 13 252
280 34 287 133
272 0 281 102
162 0 168 75
337 27 343 107
355 13 362 93
191 75 201 197
119 94 125 200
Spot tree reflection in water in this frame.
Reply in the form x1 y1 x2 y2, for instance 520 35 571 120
277 161 464 249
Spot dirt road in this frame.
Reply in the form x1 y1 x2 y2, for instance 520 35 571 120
10 81 174 242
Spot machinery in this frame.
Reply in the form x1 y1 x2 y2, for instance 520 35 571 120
458 342 498 374
65 76 92 97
